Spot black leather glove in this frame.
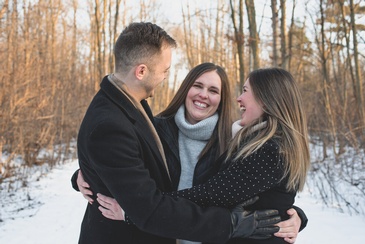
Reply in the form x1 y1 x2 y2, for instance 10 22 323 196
230 196 281 239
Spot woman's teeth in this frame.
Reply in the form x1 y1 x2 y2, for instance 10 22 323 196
194 101 207 108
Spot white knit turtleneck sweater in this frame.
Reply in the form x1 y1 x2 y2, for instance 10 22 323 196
174 105 218 244
174 105 218 191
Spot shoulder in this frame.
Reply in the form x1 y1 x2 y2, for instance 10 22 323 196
255 139 281 159
260 139 280 154
153 116 166 126
154 115 176 131
81 94 138 140
235 138 282 169
254 139 284 170
87 93 132 126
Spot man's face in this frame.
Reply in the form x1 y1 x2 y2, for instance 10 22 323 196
143 46 172 97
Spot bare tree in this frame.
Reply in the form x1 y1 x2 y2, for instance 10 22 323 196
280 0 287 69
318 0 338 156
287 0 297 71
245 0 260 69
271 0 279 67
349 0 365 139
94 0 103 90
230 0 245 87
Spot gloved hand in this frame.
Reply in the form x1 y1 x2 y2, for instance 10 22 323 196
230 196 281 239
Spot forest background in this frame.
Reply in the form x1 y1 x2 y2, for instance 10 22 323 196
1 0 365 216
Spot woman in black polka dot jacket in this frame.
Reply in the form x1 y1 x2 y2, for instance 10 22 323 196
167 68 310 244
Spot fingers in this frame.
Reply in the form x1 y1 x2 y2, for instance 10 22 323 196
81 192 93 203
255 209 281 229
274 226 297 236
79 186 93 196
274 229 297 244
275 231 297 243
256 226 280 235
284 237 297 243
249 234 273 240
275 209 300 231
96 193 125 221
97 196 119 220
98 206 119 220
274 224 298 241
96 193 115 209
250 226 280 240
96 193 120 213
287 208 297 216
240 196 259 207
77 170 94 204
97 193 114 204
274 209 300 243
256 209 279 219
77 171 91 189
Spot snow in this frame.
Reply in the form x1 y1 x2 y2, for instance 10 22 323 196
0 160 85 243
0 159 364 244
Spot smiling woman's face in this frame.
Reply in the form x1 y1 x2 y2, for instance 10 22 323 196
237 79 264 126
184 70 222 124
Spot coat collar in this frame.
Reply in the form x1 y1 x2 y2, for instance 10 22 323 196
99 76 170 182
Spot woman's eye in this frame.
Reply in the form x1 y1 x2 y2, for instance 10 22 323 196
210 90 219 94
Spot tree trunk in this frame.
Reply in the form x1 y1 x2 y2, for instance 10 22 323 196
245 0 260 70
230 0 245 87
280 0 287 69
319 0 337 156
94 0 102 91
349 0 365 140
287 0 296 71
271 0 278 67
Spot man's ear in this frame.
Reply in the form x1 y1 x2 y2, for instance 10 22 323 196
135 64 147 80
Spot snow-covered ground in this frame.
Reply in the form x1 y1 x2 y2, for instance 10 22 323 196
0 159 364 244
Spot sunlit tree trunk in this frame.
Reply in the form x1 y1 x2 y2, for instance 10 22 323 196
230 0 245 87
245 0 260 70
182 5 195 67
318 0 337 157
349 0 364 139
94 0 102 91
280 0 287 69
287 0 296 71
271 0 278 67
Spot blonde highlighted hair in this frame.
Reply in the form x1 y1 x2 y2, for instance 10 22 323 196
227 68 310 192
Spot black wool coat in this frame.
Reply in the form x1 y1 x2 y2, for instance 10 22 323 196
76 76 232 244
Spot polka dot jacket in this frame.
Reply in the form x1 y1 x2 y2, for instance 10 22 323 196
166 139 296 219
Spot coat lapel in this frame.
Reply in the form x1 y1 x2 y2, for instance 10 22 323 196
99 77 170 180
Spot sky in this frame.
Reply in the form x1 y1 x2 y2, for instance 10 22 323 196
0 158 364 244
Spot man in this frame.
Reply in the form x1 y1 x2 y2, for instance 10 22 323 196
76 22 280 244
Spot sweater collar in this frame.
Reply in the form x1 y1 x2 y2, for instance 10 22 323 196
231 120 268 138
174 105 218 141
